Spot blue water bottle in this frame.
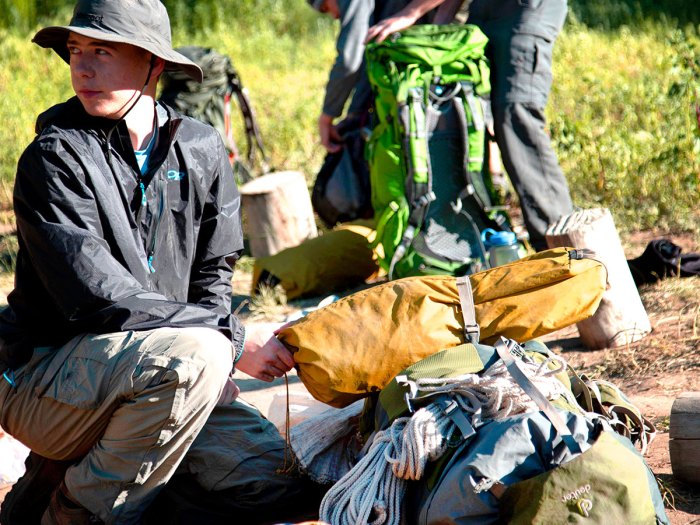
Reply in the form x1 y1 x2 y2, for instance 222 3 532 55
481 228 521 267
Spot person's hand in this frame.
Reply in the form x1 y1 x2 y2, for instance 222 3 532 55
236 322 296 382
217 376 240 406
365 14 417 43
318 113 343 153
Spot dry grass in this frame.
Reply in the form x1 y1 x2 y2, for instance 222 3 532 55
563 276 700 382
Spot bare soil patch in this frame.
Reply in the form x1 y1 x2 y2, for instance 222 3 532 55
541 231 700 524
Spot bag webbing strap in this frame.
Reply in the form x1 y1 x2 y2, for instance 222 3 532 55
455 275 479 344
454 83 488 211
390 88 437 278
495 337 582 455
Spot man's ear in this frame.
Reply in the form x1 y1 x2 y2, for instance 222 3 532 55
152 56 166 78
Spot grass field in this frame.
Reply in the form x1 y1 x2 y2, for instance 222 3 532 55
0 0 698 237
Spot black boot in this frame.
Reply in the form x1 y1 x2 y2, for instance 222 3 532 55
0 452 72 525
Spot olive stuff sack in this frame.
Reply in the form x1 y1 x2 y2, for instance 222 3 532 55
278 247 607 407
159 46 269 182
365 24 508 279
365 340 668 525
251 220 383 301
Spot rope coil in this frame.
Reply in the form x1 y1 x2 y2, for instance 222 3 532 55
319 355 569 525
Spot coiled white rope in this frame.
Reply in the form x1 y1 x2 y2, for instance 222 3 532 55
319 354 569 525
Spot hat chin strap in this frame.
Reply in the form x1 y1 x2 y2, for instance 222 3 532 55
114 54 157 122
104 55 157 161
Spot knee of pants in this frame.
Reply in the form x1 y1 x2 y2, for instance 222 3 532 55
137 327 233 398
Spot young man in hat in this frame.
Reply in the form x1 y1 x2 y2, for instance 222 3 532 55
0 1 319 523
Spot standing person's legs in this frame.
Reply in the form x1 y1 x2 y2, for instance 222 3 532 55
470 0 573 250
492 101 573 250
0 327 232 524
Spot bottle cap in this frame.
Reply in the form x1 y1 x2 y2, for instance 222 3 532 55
482 229 517 247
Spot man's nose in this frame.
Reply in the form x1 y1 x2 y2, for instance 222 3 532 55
71 55 95 77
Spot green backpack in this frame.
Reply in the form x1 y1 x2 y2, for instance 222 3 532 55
365 24 507 279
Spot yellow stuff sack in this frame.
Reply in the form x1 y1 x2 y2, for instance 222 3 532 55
252 220 383 301
277 247 607 408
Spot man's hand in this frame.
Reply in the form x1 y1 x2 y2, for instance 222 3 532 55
236 322 296 382
318 113 343 153
365 14 416 43
365 0 448 44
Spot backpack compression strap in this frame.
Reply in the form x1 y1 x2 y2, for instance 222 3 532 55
456 275 480 344
454 82 488 210
495 337 582 455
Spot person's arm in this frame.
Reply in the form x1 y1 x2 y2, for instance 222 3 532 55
187 137 246 355
188 138 294 381
365 0 447 43
319 0 373 151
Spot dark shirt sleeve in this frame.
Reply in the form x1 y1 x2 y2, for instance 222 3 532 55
187 138 246 356
12 133 240 355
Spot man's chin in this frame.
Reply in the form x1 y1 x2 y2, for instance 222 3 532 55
81 103 121 120
78 95 118 119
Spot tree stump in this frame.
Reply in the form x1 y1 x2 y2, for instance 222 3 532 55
669 392 700 484
545 208 651 349
239 171 318 258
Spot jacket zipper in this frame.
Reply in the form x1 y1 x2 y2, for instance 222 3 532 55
146 180 166 273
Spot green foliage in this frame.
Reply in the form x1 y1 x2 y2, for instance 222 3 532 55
0 0 697 237
550 24 700 233
568 0 700 30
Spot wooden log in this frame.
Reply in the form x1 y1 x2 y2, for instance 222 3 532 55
669 392 700 484
545 208 651 349
239 171 318 258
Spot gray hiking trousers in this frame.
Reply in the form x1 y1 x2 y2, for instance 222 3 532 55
0 327 305 524
468 0 573 250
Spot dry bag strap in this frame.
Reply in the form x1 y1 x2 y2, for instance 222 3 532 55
455 276 479 344
495 337 582 455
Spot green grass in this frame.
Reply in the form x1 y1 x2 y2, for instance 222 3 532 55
551 22 700 233
0 0 698 239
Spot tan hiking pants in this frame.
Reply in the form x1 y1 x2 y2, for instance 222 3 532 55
0 327 233 524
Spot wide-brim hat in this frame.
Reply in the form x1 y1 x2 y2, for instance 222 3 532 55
32 0 203 83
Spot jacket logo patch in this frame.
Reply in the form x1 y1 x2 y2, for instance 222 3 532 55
167 170 186 181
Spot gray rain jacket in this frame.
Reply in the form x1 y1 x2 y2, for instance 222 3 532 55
0 97 245 373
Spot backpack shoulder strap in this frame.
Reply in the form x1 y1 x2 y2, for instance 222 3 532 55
227 65 270 173
388 85 439 277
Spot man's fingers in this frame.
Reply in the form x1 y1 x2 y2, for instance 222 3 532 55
275 345 296 369
365 26 380 43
